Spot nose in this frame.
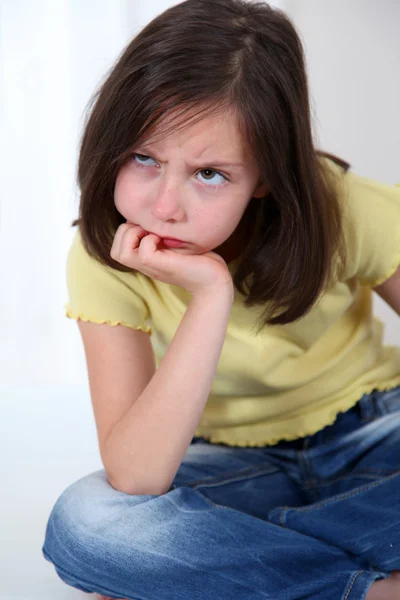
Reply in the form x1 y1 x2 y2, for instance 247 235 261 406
151 180 185 222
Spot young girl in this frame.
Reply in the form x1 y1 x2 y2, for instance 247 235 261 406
42 1 400 598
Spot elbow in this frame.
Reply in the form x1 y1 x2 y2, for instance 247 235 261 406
106 474 134 495
106 472 171 496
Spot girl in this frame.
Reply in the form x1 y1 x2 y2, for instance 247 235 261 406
42 1 400 599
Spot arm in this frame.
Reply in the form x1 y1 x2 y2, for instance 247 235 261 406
80 286 234 497
105 288 233 496
373 264 400 316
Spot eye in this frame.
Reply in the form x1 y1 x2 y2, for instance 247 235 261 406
131 153 229 188
197 169 228 187
132 153 157 167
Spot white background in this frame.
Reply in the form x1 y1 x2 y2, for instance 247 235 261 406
1 1 399 598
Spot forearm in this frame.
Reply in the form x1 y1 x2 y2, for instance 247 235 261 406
103 286 234 495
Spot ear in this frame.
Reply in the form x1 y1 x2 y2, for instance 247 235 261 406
252 181 269 198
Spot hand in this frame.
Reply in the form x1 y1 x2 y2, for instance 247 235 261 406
110 223 234 298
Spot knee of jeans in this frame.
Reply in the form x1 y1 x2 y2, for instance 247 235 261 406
43 471 109 557
42 469 150 567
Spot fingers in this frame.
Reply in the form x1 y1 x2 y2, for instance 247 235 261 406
137 232 162 265
110 223 146 263
110 222 166 271
110 223 130 259
134 233 173 274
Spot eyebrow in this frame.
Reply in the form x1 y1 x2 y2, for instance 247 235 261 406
138 145 245 170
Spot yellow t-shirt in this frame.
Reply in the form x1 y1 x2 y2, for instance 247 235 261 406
65 158 400 447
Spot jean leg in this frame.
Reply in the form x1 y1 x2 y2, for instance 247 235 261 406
42 443 385 600
269 388 400 574
170 439 308 519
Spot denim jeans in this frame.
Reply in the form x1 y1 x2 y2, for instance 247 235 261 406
42 385 400 599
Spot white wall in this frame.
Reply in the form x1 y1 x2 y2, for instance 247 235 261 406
0 0 134 387
284 0 400 345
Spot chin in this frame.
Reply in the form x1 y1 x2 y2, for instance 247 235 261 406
164 247 199 255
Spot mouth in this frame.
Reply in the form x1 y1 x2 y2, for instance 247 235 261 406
144 230 186 245
161 238 186 248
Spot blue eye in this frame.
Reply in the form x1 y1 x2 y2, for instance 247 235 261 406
131 153 228 188
133 153 157 166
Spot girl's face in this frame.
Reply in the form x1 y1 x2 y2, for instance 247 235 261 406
114 108 268 261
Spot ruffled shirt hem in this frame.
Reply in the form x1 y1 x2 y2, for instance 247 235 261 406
65 305 152 335
194 377 400 447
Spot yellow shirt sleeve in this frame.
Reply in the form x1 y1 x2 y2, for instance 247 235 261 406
333 164 400 287
65 230 152 334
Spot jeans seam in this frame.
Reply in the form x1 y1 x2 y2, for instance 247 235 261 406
343 570 365 600
297 449 312 482
185 464 280 489
281 470 400 514
297 449 318 494
188 487 249 511
302 469 400 490
359 394 375 423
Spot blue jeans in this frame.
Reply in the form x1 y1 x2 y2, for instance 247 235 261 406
42 385 400 599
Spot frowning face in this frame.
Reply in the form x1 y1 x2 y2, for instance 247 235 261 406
114 107 268 260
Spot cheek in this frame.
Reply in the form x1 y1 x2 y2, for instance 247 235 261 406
114 170 126 208
114 170 143 216
192 205 238 241
192 207 219 234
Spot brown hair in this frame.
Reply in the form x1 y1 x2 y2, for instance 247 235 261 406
73 0 350 328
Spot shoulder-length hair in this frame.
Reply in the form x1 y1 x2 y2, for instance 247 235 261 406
73 0 349 328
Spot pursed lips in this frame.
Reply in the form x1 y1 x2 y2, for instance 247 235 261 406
146 230 186 243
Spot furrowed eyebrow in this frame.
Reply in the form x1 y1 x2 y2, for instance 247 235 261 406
198 161 245 170
137 145 245 170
